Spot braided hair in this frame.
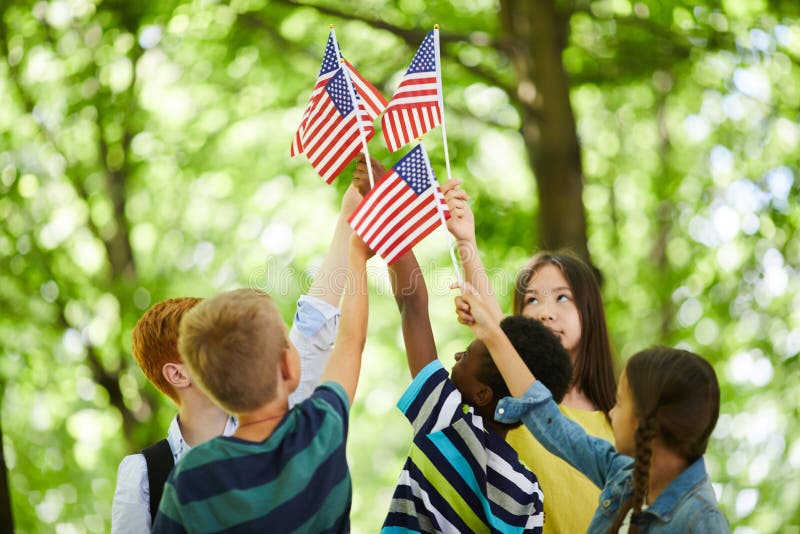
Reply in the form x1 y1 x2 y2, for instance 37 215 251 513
610 347 720 533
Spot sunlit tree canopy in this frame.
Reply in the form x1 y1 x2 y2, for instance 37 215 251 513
1 0 798 532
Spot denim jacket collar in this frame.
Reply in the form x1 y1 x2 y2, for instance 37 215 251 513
642 456 708 522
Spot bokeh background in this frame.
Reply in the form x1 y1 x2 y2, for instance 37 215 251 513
1 0 799 532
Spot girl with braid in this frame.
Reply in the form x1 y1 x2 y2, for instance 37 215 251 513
454 282 730 533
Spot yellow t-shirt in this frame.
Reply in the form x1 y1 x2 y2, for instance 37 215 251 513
506 405 614 534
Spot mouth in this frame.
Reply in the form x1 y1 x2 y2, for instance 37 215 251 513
546 326 563 337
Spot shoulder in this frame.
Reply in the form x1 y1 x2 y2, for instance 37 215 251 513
113 453 148 495
308 381 350 415
682 505 730 533
398 360 450 411
288 382 352 438
677 481 730 532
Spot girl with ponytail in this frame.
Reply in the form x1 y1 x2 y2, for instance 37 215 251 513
455 285 730 533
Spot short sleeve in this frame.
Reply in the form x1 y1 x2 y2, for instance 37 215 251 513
111 454 152 534
396 360 464 437
302 381 351 439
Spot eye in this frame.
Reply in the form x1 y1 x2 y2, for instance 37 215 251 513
556 294 571 303
525 296 539 305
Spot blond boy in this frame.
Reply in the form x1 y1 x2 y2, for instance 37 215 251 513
153 235 371 532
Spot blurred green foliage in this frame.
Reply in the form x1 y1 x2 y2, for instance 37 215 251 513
1 0 798 532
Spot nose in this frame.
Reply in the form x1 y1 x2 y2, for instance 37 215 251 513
538 305 555 322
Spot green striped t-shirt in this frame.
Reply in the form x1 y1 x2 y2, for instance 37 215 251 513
153 383 351 533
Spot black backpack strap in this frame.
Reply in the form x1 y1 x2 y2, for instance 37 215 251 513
141 439 174 524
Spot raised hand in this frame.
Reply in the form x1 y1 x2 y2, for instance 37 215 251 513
453 281 503 341
441 179 474 243
353 153 385 197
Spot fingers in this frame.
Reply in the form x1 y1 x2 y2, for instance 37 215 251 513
451 281 478 297
454 296 475 325
441 178 463 195
444 188 469 202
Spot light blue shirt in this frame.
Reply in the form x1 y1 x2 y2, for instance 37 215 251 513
495 381 730 533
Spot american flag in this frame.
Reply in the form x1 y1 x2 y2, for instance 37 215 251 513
291 31 339 157
300 67 375 184
382 30 442 152
348 144 449 265
291 30 386 161
344 60 387 120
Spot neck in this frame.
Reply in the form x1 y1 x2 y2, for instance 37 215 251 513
177 392 229 447
646 440 689 504
233 398 289 442
478 403 508 439
560 385 597 411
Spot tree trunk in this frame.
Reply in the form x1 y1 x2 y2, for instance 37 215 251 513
0 419 14 533
499 0 590 264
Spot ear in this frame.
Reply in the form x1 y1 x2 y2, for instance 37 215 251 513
473 384 494 408
280 345 301 387
162 362 191 389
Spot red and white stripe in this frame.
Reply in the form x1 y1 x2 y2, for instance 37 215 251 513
348 171 447 265
301 95 374 184
382 72 442 152
344 60 387 119
290 69 337 157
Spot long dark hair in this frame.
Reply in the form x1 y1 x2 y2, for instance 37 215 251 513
610 347 721 533
513 251 617 414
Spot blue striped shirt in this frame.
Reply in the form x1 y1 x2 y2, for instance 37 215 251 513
383 360 544 533
153 383 351 533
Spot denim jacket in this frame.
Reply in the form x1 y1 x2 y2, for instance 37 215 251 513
495 381 730 533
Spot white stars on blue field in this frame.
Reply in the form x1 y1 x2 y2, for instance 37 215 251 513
326 68 354 117
319 34 340 77
407 30 436 74
396 145 434 195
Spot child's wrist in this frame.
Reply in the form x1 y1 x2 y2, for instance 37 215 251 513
479 323 505 344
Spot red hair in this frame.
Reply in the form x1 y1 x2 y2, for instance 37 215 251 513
131 297 203 405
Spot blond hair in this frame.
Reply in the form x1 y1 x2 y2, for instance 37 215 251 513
178 289 289 413
131 297 203 405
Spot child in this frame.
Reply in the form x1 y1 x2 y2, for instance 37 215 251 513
381 249 572 533
456 284 729 533
112 297 237 534
152 234 371 532
443 178 617 533
111 185 364 533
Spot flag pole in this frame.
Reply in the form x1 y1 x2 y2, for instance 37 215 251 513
419 140 461 285
330 26 376 189
432 25 453 183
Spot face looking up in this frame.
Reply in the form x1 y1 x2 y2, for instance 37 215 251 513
520 263 582 360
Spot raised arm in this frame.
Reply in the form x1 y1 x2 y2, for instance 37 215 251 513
455 282 534 397
289 184 363 406
320 235 370 404
307 184 362 306
456 282 630 489
354 154 438 377
389 251 437 378
441 179 503 322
